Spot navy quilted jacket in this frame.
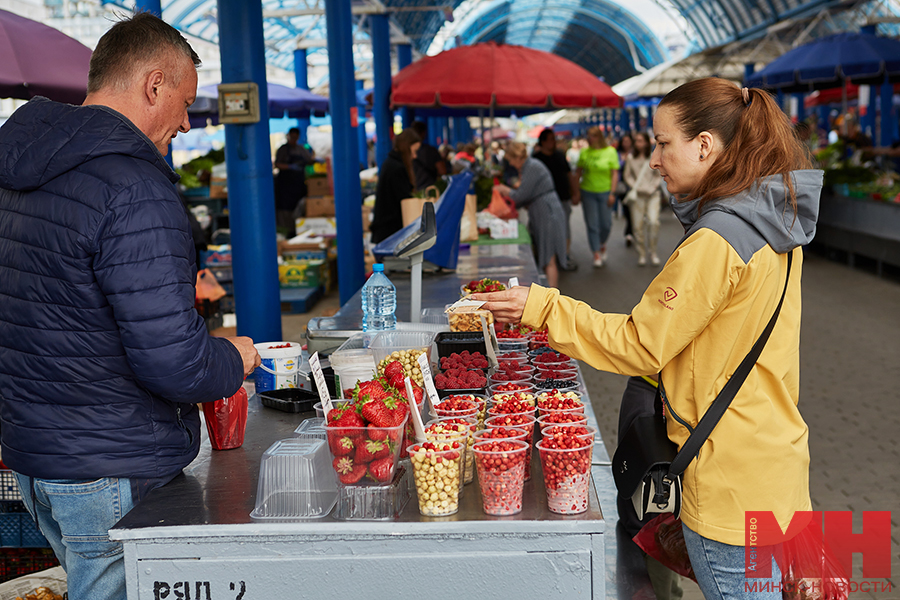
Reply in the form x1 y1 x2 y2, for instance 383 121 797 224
0 98 243 480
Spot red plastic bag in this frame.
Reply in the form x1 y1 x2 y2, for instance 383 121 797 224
486 188 518 220
633 513 696 581
780 522 849 600
202 387 248 450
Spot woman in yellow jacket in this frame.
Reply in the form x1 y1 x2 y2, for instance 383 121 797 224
473 78 821 600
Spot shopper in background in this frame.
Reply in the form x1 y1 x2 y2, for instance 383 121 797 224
273 126 315 235
474 79 820 600
616 133 635 247
575 126 620 267
370 128 421 244
0 13 260 600
622 131 664 266
533 128 579 270
494 142 568 288
411 120 446 190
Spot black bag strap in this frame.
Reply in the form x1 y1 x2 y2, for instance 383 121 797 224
666 251 793 478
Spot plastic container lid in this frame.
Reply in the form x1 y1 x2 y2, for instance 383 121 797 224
250 438 337 520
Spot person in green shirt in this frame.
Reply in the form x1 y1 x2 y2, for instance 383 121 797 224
575 126 620 267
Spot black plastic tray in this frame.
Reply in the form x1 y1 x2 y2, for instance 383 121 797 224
258 388 318 413
436 385 487 399
308 365 337 398
435 332 487 361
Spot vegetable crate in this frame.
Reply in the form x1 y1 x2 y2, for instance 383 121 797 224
0 548 59 583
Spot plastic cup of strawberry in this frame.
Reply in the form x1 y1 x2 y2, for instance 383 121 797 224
487 396 537 417
542 424 596 443
489 370 532 384
537 412 589 431
432 397 477 414
536 434 593 514
480 417 536 480
473 440 529 515
407 440 464 516
427 417 477 484
536 393 584 413
326 416 408 486
498 352 528 363
496 329 525 339
488 383 535 399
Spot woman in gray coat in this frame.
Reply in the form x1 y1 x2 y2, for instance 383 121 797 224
493 141 568 287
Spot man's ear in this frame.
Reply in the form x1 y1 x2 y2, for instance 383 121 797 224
144 69 165 106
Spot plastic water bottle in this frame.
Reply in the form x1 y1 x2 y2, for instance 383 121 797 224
362 263 396 332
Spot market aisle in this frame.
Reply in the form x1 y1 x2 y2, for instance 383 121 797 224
560 202 900 597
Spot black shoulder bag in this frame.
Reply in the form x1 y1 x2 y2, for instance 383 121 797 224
612 252 792 520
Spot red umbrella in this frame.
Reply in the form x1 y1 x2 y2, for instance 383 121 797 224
391 42 621 110
0 9 92 104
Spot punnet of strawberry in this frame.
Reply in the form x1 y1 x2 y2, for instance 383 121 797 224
537 412 588 430
434 368 487 390
536 393 583 412
490 370 531 383
461 278 507 295
432 397 477 413
439 350 489 370
488 395 536 416
325 371 421 486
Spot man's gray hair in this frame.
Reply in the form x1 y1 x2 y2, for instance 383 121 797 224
87 12 201 94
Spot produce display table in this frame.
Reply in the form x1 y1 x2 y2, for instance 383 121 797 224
815 192 900 273
110 240 651 600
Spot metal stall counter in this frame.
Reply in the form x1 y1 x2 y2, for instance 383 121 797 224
110 240 653 600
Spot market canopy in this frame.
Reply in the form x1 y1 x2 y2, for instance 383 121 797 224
0 8 91 104
390 42 621 111
746 32 900 92
189 82 329 126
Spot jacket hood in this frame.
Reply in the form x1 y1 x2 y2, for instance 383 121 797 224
671 169 822 254
0 97 177 191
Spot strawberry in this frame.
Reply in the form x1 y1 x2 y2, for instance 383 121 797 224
383 360 405 381
361 398 396 428
387 371 405 391
327 431 355 456
355 438 389 463
333 456 367 484
367 456 394 482
367 422 388 442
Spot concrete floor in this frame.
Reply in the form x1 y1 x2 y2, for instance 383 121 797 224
279 201 899 599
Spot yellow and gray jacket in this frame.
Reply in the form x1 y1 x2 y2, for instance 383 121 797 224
522 170 822 545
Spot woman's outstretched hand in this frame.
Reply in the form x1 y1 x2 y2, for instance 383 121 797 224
470 286 531 324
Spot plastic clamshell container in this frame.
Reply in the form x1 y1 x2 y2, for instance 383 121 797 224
420 307 451 329
496 338 529 352
332 465 411 520
250 438 337 520
293 417 327 439
258 388 318 413
369 330 435 369
434 332 487 360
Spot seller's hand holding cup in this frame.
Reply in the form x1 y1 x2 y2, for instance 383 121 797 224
470 286 530 324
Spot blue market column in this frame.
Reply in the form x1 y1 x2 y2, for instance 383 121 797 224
880 79 895 147
356 80 369 169
864 85 877 141
371 13 393 169
396 43 413 129
793 93 806 124
294 49 311 144
217 0 281 342
325 0 365 306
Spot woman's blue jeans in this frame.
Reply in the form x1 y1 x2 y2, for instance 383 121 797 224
683 524 782 600
14 473 135 600
580 190 613 252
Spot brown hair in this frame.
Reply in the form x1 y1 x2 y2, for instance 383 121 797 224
505 141 527 161
657 78 813 213
586 126 608 149
88 12 201 94
393 128 421 190
631 131 651 158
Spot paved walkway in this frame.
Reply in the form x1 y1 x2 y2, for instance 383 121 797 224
560 203 900 600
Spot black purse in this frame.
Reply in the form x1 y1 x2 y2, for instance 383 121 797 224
612 252 792 520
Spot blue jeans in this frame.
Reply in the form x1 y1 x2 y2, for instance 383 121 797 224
580 190 613 252
14 473 135 600
683 524 782 600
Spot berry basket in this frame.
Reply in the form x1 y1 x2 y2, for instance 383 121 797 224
434 332 487 360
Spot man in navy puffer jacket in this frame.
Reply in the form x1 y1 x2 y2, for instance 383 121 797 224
0 13 260 600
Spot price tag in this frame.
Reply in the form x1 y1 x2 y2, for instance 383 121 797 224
479 314 499 368
404 377 427 442
417 352 440 415
508 277 519 288
309 352 333 419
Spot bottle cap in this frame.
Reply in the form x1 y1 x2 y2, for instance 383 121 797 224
373 263 384 272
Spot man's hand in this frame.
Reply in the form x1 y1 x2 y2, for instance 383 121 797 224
226 336 261 378
470 286 531 324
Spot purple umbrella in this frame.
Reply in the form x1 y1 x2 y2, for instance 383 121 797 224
190 82 329 127
0 9 91 104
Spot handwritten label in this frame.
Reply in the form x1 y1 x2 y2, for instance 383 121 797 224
479 314 499 368
508 277 519 288
404 377 427 442
445 298 486 313
417 352 440 415
309 352 332 418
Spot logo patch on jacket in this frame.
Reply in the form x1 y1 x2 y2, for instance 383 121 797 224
659 287 677 311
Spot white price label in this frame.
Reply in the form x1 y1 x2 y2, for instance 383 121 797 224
404 377 427 442
417 352 440 415
308 352 333 418
479 314 499 368
508 277 519 288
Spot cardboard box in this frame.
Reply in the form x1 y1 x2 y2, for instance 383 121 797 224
278 259 326 288
306 195 335 217
295 217 336 237
306 176 331 196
